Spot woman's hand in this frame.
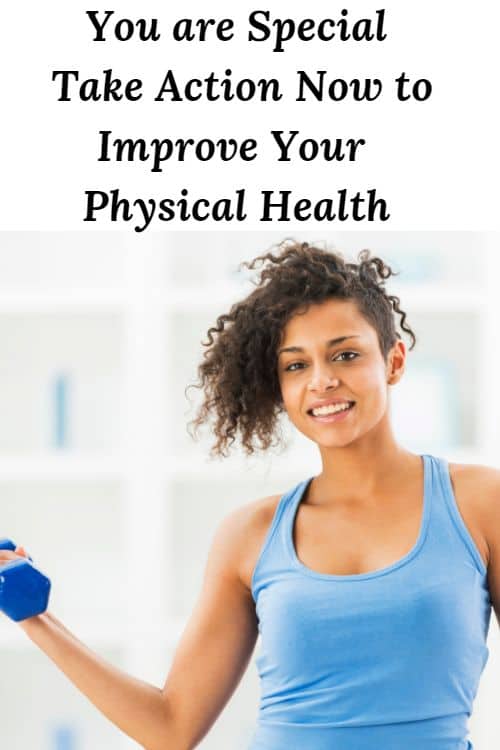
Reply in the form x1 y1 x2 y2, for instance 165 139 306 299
0 544 30 566
0 544 42 624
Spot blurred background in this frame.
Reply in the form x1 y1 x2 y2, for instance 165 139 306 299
0 231 499 749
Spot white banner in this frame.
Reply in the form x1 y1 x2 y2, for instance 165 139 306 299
1 0 498 230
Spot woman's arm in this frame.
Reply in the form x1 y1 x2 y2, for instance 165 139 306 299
4 502 260 750
159 504 260 749
19 611 174 750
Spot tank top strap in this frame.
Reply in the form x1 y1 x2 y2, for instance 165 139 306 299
424 453 488 577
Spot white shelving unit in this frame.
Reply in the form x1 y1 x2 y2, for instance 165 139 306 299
0 231 499 749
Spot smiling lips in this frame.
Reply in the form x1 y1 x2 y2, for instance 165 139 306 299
308 400 355 417
307 403 354 425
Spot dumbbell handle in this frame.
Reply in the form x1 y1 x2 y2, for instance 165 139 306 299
0 538 51 621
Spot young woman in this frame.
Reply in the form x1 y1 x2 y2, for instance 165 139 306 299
2 241 499 750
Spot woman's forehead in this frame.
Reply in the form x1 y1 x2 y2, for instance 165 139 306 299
282 299 368 336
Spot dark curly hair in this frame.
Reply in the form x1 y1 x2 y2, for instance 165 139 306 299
186 240 417 458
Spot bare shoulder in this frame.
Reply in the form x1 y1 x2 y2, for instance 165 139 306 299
216 492 283 593
448 461 500 569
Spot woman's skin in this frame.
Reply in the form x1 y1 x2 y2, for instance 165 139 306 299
2 297 500 750
275 297 425 575
276 297 420 501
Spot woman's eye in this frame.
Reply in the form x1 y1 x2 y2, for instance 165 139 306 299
284 352 358 372
335 351 359 362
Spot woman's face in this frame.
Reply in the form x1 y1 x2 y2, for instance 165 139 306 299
276 298 406 450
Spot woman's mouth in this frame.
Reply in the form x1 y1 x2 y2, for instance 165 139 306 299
307 401 355 423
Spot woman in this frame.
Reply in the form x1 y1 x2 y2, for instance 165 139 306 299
1 241 498 750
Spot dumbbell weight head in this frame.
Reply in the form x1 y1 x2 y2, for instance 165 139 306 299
0 538 51 622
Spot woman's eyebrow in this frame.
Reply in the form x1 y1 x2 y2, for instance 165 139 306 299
278 335 361 356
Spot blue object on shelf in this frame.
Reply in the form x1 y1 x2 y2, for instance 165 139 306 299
384 250 443 284
53 373 70 449
51 724 77 750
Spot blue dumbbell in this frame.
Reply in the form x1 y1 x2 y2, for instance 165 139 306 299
0 539 51 621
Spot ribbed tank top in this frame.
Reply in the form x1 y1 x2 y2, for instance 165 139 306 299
248 454 492 750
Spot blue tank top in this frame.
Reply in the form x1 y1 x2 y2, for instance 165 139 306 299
248 454 492 750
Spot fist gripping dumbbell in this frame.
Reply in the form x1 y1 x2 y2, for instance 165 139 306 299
0 539 51 621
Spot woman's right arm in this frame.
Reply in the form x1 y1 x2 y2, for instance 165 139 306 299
159 503 261 749
6 502 260 750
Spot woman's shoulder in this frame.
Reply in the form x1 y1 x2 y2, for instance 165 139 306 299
447 460 500 570
448 459 500 508
220 491 284 593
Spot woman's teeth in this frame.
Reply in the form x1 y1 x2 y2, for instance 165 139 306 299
311 402 353 416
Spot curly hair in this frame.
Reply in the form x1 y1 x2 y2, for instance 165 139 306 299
186 240 417 458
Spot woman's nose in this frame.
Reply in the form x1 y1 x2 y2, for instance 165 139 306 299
307 370 340 391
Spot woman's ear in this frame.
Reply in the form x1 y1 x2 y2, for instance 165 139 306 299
386 340 406 385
